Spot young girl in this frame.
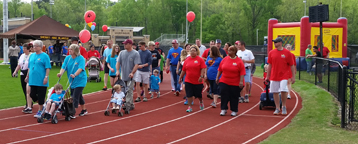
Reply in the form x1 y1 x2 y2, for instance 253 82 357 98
44 84 65 120
150 69 161 98
106 44 120 88
110 84 125 109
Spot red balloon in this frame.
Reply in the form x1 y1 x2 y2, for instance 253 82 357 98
84 10 96 23
186 11 195 22
92 22 96 26
102 25 108 32
79 30 91 43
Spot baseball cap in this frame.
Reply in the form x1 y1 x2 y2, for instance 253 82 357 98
71 37 79 42
216 39 222 44
122 39 133 44
234 41 240 45
172 39 178 44
155 42 160 45
272 37 283 43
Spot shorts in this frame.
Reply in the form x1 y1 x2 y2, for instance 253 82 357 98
244 68 251 83
316 63 323 73
110 76 117 78
30 86 47 105
110 98 123 105
185 82 203 98
104 62 109 74
47 101 60 107
150 89 159 92
134 70 150 84
269 80 288 93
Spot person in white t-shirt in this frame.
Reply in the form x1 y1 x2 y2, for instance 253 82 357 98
235 41 255 103
196 38 207 56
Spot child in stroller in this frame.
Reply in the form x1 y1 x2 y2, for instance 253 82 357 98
43 84 65 120
110 84 125 110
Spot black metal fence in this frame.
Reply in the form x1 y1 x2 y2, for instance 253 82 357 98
297 56 357 129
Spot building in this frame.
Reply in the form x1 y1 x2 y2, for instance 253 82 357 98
92 26 150 47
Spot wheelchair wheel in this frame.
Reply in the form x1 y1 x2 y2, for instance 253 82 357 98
259 102 263 110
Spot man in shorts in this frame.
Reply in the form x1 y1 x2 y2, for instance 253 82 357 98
266 37 295 115
134 41 152 102
102 40 113 91
116 39 141 114
236 41 255 103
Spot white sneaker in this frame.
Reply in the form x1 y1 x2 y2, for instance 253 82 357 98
231 112 237 116
287 94 291 99
220 110 227 116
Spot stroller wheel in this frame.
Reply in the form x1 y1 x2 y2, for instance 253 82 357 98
99 77 102 82
65 116 71 121
124 110 130 114
104 111 110 116
52 116 58 124
37 118 43 123
259 102 263 110
118 112 123 117
112 109 117 114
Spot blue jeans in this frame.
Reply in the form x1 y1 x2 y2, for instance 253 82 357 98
306 61 312 73
170 65 180 92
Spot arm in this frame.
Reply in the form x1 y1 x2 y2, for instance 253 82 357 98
243 59 255 63
13 65 21 76
291 65 296 84
116 62 121 79
43 68 50 85
216 71 222 84
179 70 186 83
265 64 272 81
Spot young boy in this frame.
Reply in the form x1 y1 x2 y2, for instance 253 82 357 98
150 69 161 98
44 84 65 120
110 84 125 109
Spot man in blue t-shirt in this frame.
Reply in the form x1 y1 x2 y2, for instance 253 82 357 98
102 40 113 91
48 43 53 60
134 41 152 102
24 40 51 118
62 42 68 55
165 39 183 96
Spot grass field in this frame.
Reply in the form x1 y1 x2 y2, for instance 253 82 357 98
0 65 111 109
253 68 358 144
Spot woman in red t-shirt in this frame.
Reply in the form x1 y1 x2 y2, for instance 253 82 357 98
216 46 245 116
179 45 207 113
87 44 101 59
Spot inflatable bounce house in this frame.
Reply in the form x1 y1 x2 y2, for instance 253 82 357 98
265 16 349 70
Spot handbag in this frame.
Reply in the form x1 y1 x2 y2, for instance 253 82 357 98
62 91 76 116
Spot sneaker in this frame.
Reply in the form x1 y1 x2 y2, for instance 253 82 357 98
46 113 52 120
134 97 141 102
220 110 227 116
281 107 287 115
143 97 148 102
171 89 175 92
239 97 244 103
79 109 88 116
43 113 49 120
175 91 179 96
102 86 107 91
149 91 152 94
186 107 193 112
140 90 144 96
231 112 237 117
184 99 188 105
244 95 249 103
157 92 160 98
199 102 204 110
34 110 42 118
150 94 154 99
22 108 32 114
287 94 291 99
273 109 280 115
70 115 76 119
210 102 216 108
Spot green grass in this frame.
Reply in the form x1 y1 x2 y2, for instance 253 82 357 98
254 67 358 144
0 65 111 109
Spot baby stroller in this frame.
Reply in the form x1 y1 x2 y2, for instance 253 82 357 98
37 81 73 124
104 79 131 116
86 56 103 82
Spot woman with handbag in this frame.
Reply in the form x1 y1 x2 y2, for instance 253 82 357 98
13 43 34 112
57 44 88 118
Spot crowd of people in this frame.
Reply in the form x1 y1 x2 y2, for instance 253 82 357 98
10 36 330 119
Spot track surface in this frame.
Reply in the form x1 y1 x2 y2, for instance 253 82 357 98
0 73 302 144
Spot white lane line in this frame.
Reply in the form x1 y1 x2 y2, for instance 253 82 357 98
166 82 264 144
242 90 299 144
8 99 181 144
0 91 167 133
242 114 284 118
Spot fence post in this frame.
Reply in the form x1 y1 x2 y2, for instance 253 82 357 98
341 66 347 128
328 61 330 91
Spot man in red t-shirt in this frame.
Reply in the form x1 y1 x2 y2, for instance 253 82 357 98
318 43 330 58
284 44 296 100
266 37 295 116
201 40 215 61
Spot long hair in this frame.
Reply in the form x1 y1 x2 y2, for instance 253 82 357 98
209 46 223 60
180 49 188 62
111 44 120 58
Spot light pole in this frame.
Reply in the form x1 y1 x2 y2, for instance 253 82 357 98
185 0 188 44
50 0 54 18
200 0 202 42
31 0 33 21
303 0 307 16
340 0 342 17
3 0 9 63
256 29 259 45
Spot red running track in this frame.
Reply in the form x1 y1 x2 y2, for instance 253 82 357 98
0 73 302 144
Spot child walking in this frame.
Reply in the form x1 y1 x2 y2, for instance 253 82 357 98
150 69 161 98
44 84 65 120
110 84 125 109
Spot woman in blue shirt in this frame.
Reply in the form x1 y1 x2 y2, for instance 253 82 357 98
57 44 88 118
205 46 223 108
106 44 120 88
